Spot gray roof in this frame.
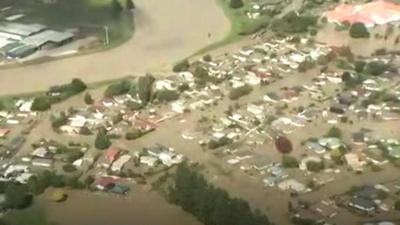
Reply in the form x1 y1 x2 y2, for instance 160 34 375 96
22 30 73 47
350 197 376 210
0 23 46 37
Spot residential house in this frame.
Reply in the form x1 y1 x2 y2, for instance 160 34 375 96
348 197 376 213
31 158 53 168
0 129 10 138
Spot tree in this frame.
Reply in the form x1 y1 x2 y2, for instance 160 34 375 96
5 183 32 209
229 84 253 100
126 0 135 10
138 74 155 105
62 164 77 173
306 161 324 173
173 60 190 72
282 155 299 168
326 126 342 138
51 112 68 129
104 80 131 97
395 200 400 211
95 131 111 150
84 92 94 105
70 78 87 93
230 0 244 9
275 136 293 154
349 23 370 39
112 0 123 17
31 96 51 111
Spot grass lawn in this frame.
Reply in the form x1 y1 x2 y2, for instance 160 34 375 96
2 203 55 225
193 0 270 56
0 0 134 47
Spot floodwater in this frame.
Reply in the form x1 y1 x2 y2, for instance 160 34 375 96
38 187 203 225
316 23 400 56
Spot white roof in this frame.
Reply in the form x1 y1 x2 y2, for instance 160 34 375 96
22 30 73 47
111 155 132 172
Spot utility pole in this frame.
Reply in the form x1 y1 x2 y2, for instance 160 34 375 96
104 25 110 46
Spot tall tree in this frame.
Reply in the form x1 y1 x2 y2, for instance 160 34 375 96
138 74 155 105
126 0 135 10
112 0 123 17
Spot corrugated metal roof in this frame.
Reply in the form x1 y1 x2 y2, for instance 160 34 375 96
21 30 74 47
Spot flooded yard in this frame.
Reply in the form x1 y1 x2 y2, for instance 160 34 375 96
35 187 202 225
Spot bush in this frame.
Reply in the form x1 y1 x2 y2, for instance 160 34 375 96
229 84 253 100
229 0 244 9
51 112 68 129
62 164 77 173
395 200 400 211
126 100 143 110
138 74 155 105
272 11 318 33
282 155 299 168
155 90 180 102
126 0 135 9
349 23 370 39
31 96 51 111
364 60 390 76
95 132 111 150
306 161 324 173
84 92 94 105
326 126 342 138
104 80 131 97
173 60 190 72
203 54 212 62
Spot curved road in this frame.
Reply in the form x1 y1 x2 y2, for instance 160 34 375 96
0 0 230 95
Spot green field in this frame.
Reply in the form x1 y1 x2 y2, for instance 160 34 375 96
193 0 270 56
0 0 134 47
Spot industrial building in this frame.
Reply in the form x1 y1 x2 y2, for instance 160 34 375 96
0 22 74 59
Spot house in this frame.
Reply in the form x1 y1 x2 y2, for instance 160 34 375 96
0 129 10 138
140 156 158 167
111 154 132 172
306 142 326 154
31 158 53 168
330 103 346 114
31 147 49 158
104 147 121 166
252 157 273 171
278 179 307 193
388 146 400 159
348 197 376 213
318 137 342 150
263 175 280 187
364 147 388 165
345 153 366 171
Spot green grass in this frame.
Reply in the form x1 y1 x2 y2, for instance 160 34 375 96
192 0 270 56
2 203 56 225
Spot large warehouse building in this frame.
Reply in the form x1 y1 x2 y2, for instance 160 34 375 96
0 22 74 59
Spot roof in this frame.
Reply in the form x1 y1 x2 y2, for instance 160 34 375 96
324 0 400 27
95 177 118 187
22 30 73 47
349 197 376 210
105 147 120 163
0 129 10 137
0 23 46 37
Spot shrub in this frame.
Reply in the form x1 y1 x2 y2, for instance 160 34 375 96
84 92 94 105
326 126 342 138
306 161 324 173
62 164 77 173
282 155 299 168
364 60 390 76
156 90 180 102
229 84 253 100
125 128 144 140
349 23 370 39
126 0 135 10
203 54 212 62
104 80 131 97
272 11 318 33
95 132 111 150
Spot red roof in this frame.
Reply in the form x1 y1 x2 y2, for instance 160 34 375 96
95 177 118 187
105 147 120 163
324 0 400 26
0 129 10 137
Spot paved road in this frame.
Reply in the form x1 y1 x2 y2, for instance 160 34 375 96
0 0 230 95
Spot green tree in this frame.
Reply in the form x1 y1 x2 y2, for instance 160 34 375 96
282 155 299 168
95 131 111 150
395 200 400 211
138 74 155 105
326 126 342 138
349 23 370 39
84 92 94 105
104 80 131 97
126 0 135 10
230 0 244 9
112 0 123 17
173 60 190 72
5 183 32 209
31 96 51 111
